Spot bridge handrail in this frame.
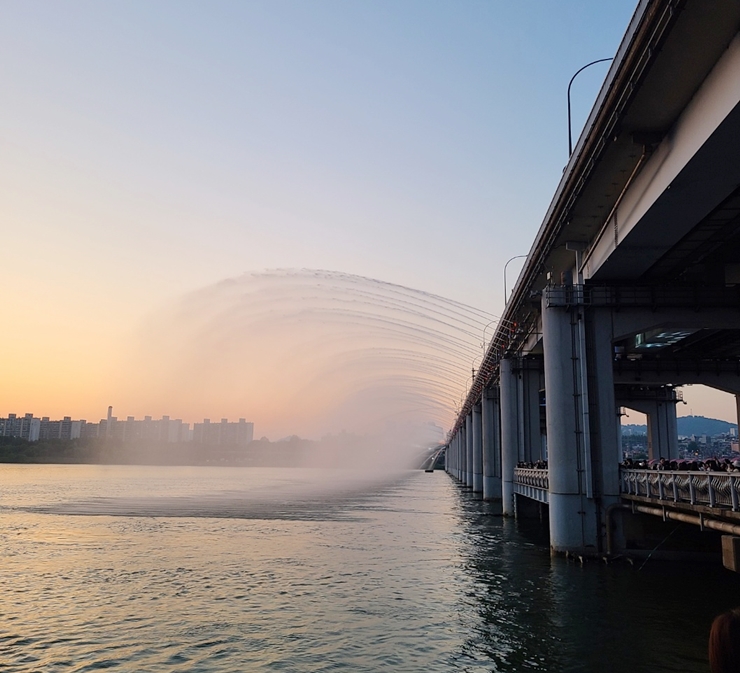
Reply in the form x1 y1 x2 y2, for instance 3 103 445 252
620 468 740 511
513 467 549 490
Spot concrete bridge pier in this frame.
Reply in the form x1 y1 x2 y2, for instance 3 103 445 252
448 431 456 479
588 308 623 549
520 361 545 467
456 431 463 480
482 385 502 501
500 356 544 516
455 432 462 481
465 412 474 487
472 403 483 493
458 424 468 484
619 388 679 461
447 432 457 479
454 431 462 480
456 419 463 483
461 424 468 483
542 296 621 555
543 299 597 554
500 358 519 515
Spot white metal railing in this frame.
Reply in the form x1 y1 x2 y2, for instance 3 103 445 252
620 469 740 511
513 468 549 490
512 468 740 511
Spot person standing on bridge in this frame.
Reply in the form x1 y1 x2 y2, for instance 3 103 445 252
709 607 740 672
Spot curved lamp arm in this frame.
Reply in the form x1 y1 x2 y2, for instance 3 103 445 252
503 255 528 306
568 58 613 156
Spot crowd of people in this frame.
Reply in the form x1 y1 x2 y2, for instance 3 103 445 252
519 457 740 472
516 460 548 470
621 456 740 472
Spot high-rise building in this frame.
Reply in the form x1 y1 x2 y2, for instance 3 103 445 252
193 418 254 446
0 408 251 446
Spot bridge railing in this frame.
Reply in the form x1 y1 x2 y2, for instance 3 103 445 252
513 468 740 511
513 468 549 490
620 469 740 511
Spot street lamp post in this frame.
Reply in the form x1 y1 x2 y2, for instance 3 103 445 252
503 255 528 306
481 318 499 350
568 58 613 156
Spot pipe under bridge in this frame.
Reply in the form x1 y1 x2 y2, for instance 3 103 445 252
446 0 740 558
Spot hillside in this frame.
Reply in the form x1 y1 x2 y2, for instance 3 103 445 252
622 415 737 437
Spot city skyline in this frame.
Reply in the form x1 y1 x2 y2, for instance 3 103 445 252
1 407 255 445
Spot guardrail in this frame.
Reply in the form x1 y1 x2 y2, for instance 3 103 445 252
513 467 549 489
620 469 740 511
513 467 549 504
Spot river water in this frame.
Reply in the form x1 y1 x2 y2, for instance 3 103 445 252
1 464 737 672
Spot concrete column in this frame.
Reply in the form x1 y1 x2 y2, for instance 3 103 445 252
588 310 622 529
472 404 483 493
460 425 467 483
450 432 460 479
455 432 461 480
451 432 458 479
452 435 457 477
651 399 678 460
446 434 454 476
500 358 519 516
542 298 599 555
457 424 465 482
621 391 679 461
520 365 545 464
457 429 462 480
465 413 474 486
450 431 460 479
455 428 460 480
482 386 502 501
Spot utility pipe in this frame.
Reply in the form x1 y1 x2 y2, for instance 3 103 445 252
632 504 740 536
605 502 740 556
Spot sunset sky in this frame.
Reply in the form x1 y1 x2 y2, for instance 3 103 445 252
2 0 735 434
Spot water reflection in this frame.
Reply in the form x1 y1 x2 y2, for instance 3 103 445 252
453 485 738 673
2 466 738 672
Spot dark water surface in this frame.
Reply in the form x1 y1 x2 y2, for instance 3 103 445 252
1 465 738 672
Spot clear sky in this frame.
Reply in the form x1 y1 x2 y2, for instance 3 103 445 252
2 0 734 432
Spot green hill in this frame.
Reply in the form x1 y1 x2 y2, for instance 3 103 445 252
622 415 737 437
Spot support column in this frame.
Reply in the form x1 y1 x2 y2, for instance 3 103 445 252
520 365 545 464
455 430 462 481
465 413 474 486
455 432 461 479
455 428 462 481
588 309 622 538
447 434 455 477
453 431 460 480
461 425 467 483
500 358 519 516
651 398 678 460
619 388 679 461
472 403 483 493
482 385 502 501
542 296 599 555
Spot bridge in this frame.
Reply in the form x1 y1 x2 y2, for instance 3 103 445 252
445 0 740 560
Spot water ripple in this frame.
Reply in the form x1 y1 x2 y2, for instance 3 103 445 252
0 465 734 672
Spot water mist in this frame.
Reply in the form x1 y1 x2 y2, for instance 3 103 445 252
117 269 496 468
